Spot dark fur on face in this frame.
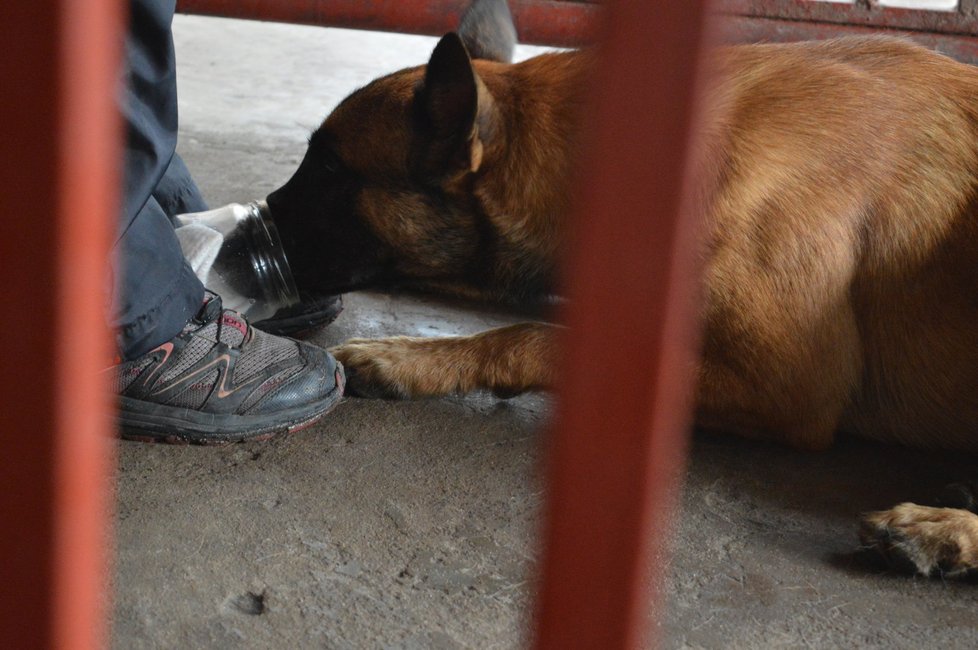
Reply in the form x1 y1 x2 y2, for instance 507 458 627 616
267 4 557 303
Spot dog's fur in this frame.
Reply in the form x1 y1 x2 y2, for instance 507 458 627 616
266 0 978 577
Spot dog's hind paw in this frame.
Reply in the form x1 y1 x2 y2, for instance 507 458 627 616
859 503 978 578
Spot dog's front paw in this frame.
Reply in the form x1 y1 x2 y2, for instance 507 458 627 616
859 503 978 578
330 338 415 399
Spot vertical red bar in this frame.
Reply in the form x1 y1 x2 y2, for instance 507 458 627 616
0 1 120 648
534 1 710 649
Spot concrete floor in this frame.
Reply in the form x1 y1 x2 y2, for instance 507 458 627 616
112 15 978 649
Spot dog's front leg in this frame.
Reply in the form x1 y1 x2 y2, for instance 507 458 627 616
330 322 557 399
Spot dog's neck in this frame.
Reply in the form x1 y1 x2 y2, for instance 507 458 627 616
469 50 594 297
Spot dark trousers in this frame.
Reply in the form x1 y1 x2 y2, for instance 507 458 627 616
112 0 206 360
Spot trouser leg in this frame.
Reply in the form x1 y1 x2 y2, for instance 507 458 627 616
154 152 209 222
112 0 203 360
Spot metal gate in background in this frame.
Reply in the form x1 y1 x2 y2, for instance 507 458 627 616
177 0 978 62
717 0 978 64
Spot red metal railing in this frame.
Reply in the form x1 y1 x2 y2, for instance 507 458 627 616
0 0 120 648
533 0 709 645
177 0 978 63
720 0 978 35
9 0 975 647
719 15 978 64
177 0 601 48
717 0 978 64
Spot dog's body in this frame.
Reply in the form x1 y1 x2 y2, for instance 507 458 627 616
266 0 978 577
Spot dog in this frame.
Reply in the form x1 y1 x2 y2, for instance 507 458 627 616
265 0 978 578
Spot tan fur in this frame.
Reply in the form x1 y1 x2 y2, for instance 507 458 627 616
860 504 978 576
694 39 978 452
333 36 978 450
335 323 557 398
323 35 978 577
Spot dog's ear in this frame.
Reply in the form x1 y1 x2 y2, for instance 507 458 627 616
458 0 517 63
424 33 477 139
420 32 495 174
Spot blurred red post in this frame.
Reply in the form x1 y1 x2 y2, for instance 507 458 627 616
534 1 711 648
0 1 121 648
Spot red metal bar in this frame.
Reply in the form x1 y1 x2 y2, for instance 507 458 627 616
718 0 978 35
177 0 978 64
533 0 710 648
720 15 978 64
176 0 601 47
0 1 120 648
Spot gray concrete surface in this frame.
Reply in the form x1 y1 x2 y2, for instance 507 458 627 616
112 15 978 649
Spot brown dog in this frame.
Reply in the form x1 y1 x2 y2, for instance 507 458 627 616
265 0 978 577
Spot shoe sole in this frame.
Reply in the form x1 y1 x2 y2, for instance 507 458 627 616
252 295 343 337
118 367 345 445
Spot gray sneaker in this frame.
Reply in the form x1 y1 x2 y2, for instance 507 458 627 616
112 294 344 444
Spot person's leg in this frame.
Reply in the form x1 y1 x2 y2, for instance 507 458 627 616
112 196 203 359
110 0 344 443
112 0 203 360
154 153 209 220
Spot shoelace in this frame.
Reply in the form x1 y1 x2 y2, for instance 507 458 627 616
192 293 251 348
